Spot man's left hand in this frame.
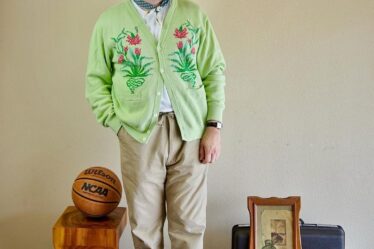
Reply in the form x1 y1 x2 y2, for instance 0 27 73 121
199 127 221 164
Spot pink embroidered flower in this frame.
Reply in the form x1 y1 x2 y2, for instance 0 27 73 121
177 41 183 50
174 27 188 39
127 33 141 45
134 47 141 55
118 54 124 64
124 46 129 53
191 47 196 54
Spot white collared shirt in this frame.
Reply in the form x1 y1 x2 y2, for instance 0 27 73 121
131 0 173 112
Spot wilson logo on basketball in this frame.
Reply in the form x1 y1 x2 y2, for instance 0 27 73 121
84 168 117 184
81 182 109 197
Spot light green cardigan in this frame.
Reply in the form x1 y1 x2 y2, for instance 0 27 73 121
85 0 226 143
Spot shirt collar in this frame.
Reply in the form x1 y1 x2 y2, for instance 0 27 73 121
131 0 170 16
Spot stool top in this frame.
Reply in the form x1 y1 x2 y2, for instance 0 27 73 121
54 206 127 231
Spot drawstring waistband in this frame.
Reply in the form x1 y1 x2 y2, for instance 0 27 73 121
159 111 174 117
158 111 175 125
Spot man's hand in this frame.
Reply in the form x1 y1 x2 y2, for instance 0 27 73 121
199 127 221 164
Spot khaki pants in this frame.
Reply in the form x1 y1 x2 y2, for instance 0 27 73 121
117 112 209 249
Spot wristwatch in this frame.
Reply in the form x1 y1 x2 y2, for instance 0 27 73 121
206 120 223 129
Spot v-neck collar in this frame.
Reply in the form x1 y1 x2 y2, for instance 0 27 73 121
125 0 177 48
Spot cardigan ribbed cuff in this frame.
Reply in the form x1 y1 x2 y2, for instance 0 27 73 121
206 106 224 123
106 114 122 135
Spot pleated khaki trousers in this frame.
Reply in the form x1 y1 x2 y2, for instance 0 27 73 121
117 112 209 249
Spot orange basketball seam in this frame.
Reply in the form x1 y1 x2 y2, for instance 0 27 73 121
72 188 120 204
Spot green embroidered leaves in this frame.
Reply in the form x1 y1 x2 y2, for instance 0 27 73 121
111 27 154 94
168 20 201 88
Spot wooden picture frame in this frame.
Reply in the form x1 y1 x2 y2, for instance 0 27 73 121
247 196 301 249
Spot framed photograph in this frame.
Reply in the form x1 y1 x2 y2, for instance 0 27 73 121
247 196 301 249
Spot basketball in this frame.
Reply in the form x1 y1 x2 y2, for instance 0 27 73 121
72 166 122 217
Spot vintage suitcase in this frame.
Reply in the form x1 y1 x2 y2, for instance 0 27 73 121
232 219 344 249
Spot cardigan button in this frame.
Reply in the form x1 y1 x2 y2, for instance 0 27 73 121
160 68 164 73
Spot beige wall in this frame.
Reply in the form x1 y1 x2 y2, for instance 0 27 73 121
1 0 373 248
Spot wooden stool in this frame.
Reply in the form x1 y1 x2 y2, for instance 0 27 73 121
53 206 127 249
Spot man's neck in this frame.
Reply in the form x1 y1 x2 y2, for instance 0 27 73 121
144 0 162 6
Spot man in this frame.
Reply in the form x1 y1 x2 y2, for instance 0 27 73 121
85 0 226 248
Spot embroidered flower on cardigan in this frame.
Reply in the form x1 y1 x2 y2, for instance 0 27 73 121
111 27 154 94
127 33 141 45
168 20 201 88
174 26 188 39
